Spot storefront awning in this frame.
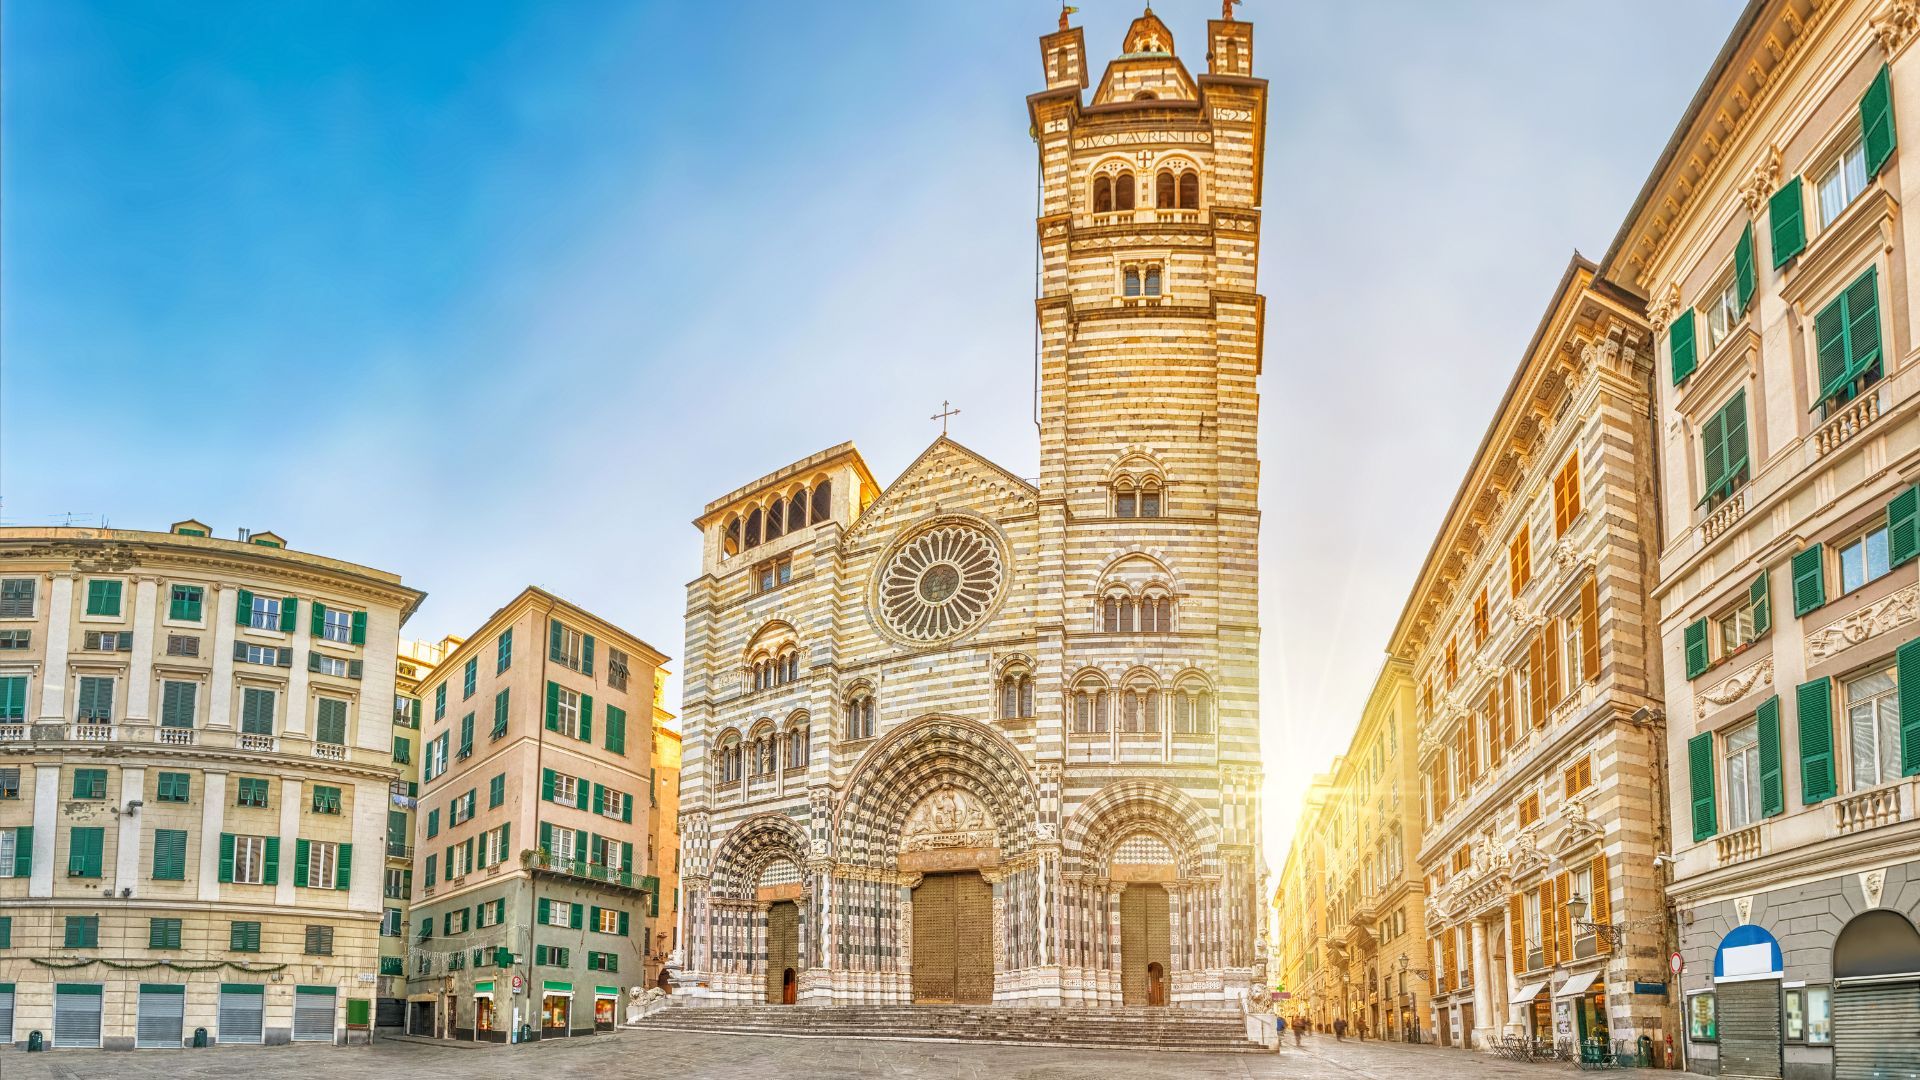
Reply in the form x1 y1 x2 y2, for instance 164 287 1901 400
594 986 619 998
1508 980 1547 1005
542 980 574 997
473 981 494 998
1556 969 1601 999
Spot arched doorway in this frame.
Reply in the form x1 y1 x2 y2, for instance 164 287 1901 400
911 869 994 1003
1146 962 1166 1006
761 859 802 1005
781 968 797 1005
1713 924 1784 1079
1120 881 1171 1006
1832 909 1920 1080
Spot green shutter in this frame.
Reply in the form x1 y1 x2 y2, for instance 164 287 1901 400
1688 732 1717 841
1862 63 1897 177
1791 546 1826 616
574 828 587 864
1899 637 1920 776
1891 487 1920 567
1670 309 1698 385
582 635 595 676
1684 619 1710 679
1700 403 1727 500
11 827 30 879
539 821 553 854
592 783 605 817
1798 677 1836 804
337 843 352 889
618 910 630 936
541 769 555 802
590 905 603 931
1749 570 1772 638
1769 176 1806 268
622 841 633 870
264 837 279 884
295 839 310 887
1734 221 1756 315
235 589 253 626
606 707 625 755
219 833 235 883
570 902 584 930
538 898 551 924
1843 267 1883 388
546 681 560 731
153 829 187 880
1757 696 1784 818
549 619 564 661
351 610 367 646
500 821 510 858
280 597 297 633
311 602 327 637
579 694 593 742
622 794 633 825
1720 391 1749 497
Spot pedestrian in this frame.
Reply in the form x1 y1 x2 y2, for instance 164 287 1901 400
1359 1018 1369 1041
1293 1017 1305 1047
1273 1014 1287 1053
1334 1017 1348 1041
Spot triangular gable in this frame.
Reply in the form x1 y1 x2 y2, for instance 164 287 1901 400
843 437 1036 546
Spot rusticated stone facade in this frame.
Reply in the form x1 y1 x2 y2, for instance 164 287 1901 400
674 10 1266 1009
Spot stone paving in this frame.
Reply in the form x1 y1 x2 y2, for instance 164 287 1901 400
0 1026 1673 1080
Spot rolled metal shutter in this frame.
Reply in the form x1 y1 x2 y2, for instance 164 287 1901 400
0 983 14 1044
292 989 335 1042
53 985 103 1049
1718 980 1782 1079
136 986 185 1048
218 988 264 1044
1833 980 1920 1080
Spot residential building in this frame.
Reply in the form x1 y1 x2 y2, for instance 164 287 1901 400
645 669 680 990
1599 2 1920 1076
1395 259 1673 1052
1273 775 1331 1026
0 521 422 1049
678 8 1266 1009
378 636 452 1025
403 588 667 1041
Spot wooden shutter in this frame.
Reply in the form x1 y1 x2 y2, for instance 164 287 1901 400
1862 64 1897 176
582 635 596 676
294 839 310 887
1816 287 1852 397
1670 309 1699 385
1684 619 1710 679
219 834 235 883
570 902 584 930
1700 403 1728 498
234 589 253 626
1590 854 1612 955
279 598 297 633
1441 933 1456 993
1555 871 1574 959
1528 634 1546 727
1721 391 1749 495
1544 621 1562 708
1688 732 1717 841
1734 221 1757 314
350 611 367 646
264 838 278 884
310 602 326 637
1757 695 1784 817
12 826 30 878
336 844 352 889
1890 487 1920 567
1843 267 1883 387
579 694 594 742
1899 637 1920 777
545 681 560 731
1509 895 1526 967
1791 546 1826 616
1797 677 1836 804
1751 569 1772 637
1540 876 1559 966
1769 177 1805 268
1580 575 1599 682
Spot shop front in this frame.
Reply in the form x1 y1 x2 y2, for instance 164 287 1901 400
593 987 618 1031
473 982 502 1043
540 982 572 1038
1556 968 1609 1047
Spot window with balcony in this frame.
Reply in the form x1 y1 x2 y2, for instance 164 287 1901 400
248 594 282 631
1699 389 1750 509
1845 665 1902 792
1814 268 1883 415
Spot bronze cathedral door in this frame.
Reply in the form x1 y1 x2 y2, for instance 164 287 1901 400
764 900 800 1005
1121 884 1171 1006
911 872 993 1003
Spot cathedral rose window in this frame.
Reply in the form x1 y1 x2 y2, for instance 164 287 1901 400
874 522 1006 644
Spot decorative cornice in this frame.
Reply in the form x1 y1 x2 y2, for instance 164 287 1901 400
1696 656 1773 720
1807 582 1920 662
1873 0 1920 56
1645 282 1683 333
1738 145 1783 214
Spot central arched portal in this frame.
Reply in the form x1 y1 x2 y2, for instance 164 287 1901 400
910 870 994 1003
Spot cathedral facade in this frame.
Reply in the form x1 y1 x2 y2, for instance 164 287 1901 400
675 11 1266 1009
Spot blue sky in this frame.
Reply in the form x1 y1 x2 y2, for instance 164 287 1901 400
3 1 1744 874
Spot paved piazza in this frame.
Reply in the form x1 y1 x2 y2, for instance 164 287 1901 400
0 1029 1666 1080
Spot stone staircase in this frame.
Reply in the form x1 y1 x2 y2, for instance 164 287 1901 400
636 1003 1267 1052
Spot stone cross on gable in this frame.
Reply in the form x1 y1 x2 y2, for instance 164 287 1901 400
932 400 961 436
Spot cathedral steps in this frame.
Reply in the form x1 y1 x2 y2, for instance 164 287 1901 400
636 1004 1267 1052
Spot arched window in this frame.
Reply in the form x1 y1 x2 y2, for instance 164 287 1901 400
1115 483 1137 517
788 491 808 532
810 479 831 523
1122 690 1141 732
1001 677 1019 720
847 694 876 741
1115 172 1135 211
1178 171 1199 209
1140 482 1162 518
785 726 808 770
1020 676 1034 718
1119 598 1136 633
767 499 786 541
718 733 744 783
1103 596 1119 632
1093 175 1112 213
723 517 741 557
1174 685 1214 735
1134 91 1156 101
1144 265 1161 297
1123 267 1141 298
1073 690 1092 733
783 651 798 684
1156 170 1175 209
745 508 763 549
1144 689 1160 733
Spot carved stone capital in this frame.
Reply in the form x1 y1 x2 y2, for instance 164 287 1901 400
1646 282 1684 333
1739 146 1784 214
1873 0 1920 55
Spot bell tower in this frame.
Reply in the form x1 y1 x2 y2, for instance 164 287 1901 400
1026 5 1268 980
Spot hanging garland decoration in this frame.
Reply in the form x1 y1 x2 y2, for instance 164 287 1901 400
28 957 288 974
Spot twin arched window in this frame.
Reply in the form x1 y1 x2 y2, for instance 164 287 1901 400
1122 263 1163 299
721 479 833 558
752 650 799 691
1092 171 1136 214
785 724 809 770
718 733 745 783
846 692 877 741
1113 478 1163 517
1155 169 1200 210
999 672 1035 720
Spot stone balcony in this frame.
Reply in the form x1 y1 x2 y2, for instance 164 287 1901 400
1813 391 1882 458
1715 823 1763 866
1833 781 1907 835
1701 489 1747 544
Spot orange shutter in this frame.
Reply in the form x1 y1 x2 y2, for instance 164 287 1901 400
1442 933 1456 993
1580 575 1600 682
1465 713 1479 782
1544 621 1563 708
1509 894 1527 970
1528 635 1547 727
1591 854 1613 955
1540 877 1559 966
1557 870 1575 958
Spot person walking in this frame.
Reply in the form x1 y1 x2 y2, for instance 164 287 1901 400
1292 1017 1305 1047
1273 1014 1287 1053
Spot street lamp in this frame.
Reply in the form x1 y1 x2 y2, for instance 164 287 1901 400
1565 893 1629 949
1397 953 1429 982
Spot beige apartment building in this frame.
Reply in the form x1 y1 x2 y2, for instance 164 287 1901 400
403 587 667 1042
645 669 681 990
0 521 422 1050
1599 2 1920 1077
1396 259 1675 1054
378 636 450 1024
1273 775 1331 1025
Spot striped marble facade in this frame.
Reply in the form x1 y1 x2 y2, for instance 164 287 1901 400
672 11 1268 1009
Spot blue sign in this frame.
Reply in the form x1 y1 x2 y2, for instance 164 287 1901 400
1713 924 1783 983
